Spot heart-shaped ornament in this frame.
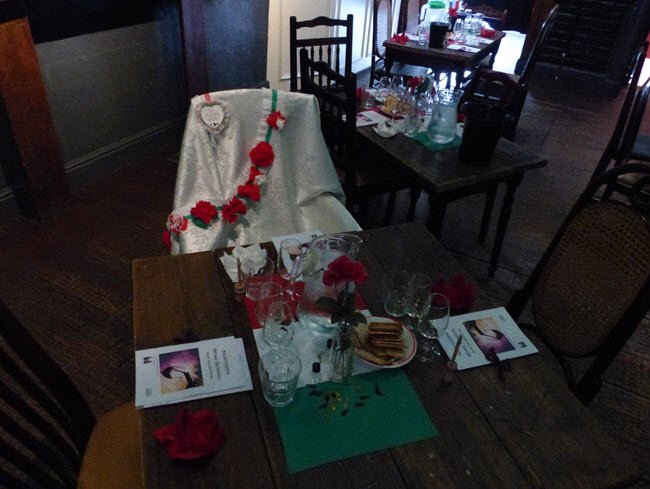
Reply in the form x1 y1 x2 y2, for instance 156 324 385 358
195 100 230 134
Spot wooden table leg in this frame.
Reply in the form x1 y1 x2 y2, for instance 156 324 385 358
478 184 497 244
488 174 523 276
427 193 447 237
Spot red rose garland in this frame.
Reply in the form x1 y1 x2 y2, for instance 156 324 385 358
164 109 286 249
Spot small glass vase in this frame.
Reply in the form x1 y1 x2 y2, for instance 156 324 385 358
329 321 353 383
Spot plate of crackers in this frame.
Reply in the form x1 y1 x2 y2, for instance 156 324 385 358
352 317 417 368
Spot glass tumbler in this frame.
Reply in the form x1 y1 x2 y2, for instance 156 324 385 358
258 348 302 407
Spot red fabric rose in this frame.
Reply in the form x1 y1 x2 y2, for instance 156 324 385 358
168 214 189 235
322 256 368 287
237 183 261 202
190 200 218 225
221 196 248 223
153 408 225 461
247 165 263 183
162 230 172 250
406 76 423 90
431 274 477 312
266 111 286 130
249 141 274 168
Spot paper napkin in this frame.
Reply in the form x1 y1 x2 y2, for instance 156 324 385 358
219 244 268 282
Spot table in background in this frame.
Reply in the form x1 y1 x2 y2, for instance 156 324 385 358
132 222 640 489
356 129 547 276
383 33 505 87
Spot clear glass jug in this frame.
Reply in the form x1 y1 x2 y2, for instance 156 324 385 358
295 233 362 335
426 88 463 144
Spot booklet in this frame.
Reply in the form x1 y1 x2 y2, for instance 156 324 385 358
437 307 538 370
135 336 252 409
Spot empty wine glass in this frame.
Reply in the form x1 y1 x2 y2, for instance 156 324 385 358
277 238 303 300
452 18 465 43
377 76 391 103
416 293 450 363
390 75 404 96
404 273 432 330
263 301 294 348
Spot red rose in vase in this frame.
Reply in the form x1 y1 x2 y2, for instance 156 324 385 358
249 141 274 168
322 256 368 287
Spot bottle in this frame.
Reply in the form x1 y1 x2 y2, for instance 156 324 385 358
310 362 322 385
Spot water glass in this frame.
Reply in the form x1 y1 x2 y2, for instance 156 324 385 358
258 348 302 407
256 282 284 324
263 301 294 348
404 273 432 329
241 257 275 301
377 76 391 102
416 293 450 362
452 18 465 43
383 269 412 316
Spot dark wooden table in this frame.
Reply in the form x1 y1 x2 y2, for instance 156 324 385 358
132 223 640 489
383 33 505 87
355 128 547 276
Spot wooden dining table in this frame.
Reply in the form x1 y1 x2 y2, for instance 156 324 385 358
132 222 640 489
383 32 506 87
355 128 547 276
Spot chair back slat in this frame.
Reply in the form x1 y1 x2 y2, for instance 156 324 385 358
289 14 353 92
0 300 96 488
518 5 560 86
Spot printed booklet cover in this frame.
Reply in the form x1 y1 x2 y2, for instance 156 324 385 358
438 307 538 370
135 336 252 409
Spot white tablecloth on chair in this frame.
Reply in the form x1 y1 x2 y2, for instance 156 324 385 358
166 88 360 254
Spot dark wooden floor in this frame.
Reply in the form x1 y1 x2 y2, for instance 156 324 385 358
1 69 648 486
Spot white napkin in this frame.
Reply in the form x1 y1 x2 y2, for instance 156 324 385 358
447 44 481 53
219 244 268 282
373 120 403 138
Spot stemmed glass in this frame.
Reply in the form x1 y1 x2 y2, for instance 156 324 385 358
416 293 450 363
452 18 465 44
262 301 294 348
276 238 304 300
377 76 391 103
387 75 405 121
404 273 432 331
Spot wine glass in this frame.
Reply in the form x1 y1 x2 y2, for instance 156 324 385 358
262 301 294 348
404 273 432 331
452 18 465 44
416 293 450 363
256 281 284 325
377 76 391 103
277 238 303 300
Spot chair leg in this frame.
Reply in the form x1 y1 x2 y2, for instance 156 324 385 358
406 187 421 222
384 192 396 226
479 187 497 244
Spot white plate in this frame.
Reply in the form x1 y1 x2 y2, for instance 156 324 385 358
354 317 417 369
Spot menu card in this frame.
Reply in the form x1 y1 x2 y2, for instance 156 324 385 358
135 336 252 409
438 307 538 370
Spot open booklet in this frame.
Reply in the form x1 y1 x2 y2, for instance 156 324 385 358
135 336 252 409
437 307 538 370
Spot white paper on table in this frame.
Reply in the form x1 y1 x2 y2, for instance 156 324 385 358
135 337 252 409
253 312 378 388
219 244 268 282
356 110 391 127
447 44 481 53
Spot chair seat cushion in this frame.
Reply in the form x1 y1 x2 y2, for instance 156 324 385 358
77 402 144 489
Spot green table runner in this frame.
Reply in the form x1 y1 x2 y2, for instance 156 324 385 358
414 132 461 151
274 369 438 473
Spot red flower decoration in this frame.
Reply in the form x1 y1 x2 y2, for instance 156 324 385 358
152 408 225 461
431 274 477 312
162 230 172 250
249 141 274 168
247 166 263 183
168 214 189 235
237 183 261 202
389 32 409 44
190 200 218 225
322 256 368 287
221 196 248 223
266 111 286 130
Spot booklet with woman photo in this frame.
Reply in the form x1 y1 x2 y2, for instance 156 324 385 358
437 307 538 370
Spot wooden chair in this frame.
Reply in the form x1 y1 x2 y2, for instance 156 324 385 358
300 48 420 224
370 0 429 87
507 163 650 405
397 0 426 35
0 299 143 489
289 15 353 93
